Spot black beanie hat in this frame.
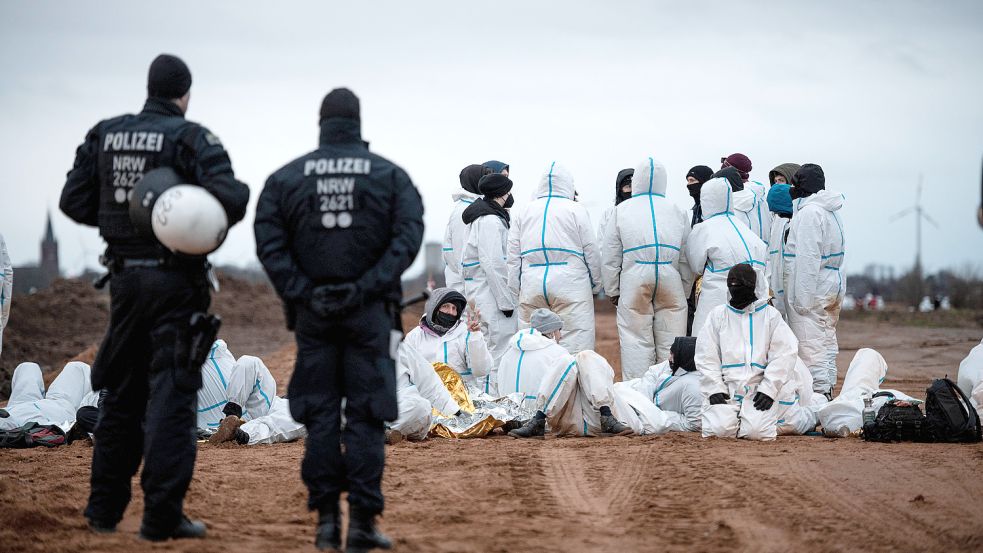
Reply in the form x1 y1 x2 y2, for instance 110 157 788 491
147 54 192 99
478 173 513 198
459 164 485 195
320 88 360 122
711 166 745 192
686 165 714 185
792 163 826 194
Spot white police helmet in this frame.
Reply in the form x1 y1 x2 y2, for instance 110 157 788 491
151 185 228 255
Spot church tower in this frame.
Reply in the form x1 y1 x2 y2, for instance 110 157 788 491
40 212 59 287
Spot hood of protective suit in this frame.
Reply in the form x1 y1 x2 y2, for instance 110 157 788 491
459 164 485 195
794 189 844 214
769 163 801 185
422 287 467 331
509 328 559 352
731 188 756 214
699 177 732 216
630 157 668 196
535 162 575 199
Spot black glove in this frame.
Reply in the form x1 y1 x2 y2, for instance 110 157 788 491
310 283 362 318
0 408 8 418
501 310 514 318
752 391 774 411
708 393 730 405
609 295 619 306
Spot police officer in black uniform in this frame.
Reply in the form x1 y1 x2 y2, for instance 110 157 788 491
255 88 423 552
60 54 249 541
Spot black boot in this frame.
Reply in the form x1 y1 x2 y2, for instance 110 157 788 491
315 503 341 551
508 412 546 439
139 516 206 541
346 507 392 553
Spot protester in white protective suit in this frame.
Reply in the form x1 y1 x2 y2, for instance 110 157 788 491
596 168 634 252
505 310 634 438
815 348 919 437
719 153 771 243
0 362 99 433
957 339 983 416
764 166 797 319
497 309 571 409
685 177 768 336
198 341 306 446
697 264 796 441
602 157 692 378
403 287 495 395
783 164 846 398
614 336 703 433
386 343 462 443
507 162 601 354
774 357 829 435
0 233 12 359
442 164 485 293
462 172 518 365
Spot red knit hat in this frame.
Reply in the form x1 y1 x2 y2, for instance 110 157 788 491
722 153 752 181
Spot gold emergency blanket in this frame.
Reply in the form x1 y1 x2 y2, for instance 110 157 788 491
427 363 508 439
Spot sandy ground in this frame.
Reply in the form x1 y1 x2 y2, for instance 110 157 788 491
2 297 982 552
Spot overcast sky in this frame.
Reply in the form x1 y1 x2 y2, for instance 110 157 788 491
1 1 981 279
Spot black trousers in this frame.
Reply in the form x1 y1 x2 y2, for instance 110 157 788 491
288 300 398 515
84 267 209 536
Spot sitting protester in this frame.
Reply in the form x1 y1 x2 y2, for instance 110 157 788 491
0 361 99 434
385 343 463 444
615 337 703 433
957 338 983 417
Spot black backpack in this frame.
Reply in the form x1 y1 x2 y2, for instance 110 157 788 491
924 378 982 443
862 400 929 442
0 422 68 448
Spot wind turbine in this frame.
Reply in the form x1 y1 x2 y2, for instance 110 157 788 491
889 175 938 273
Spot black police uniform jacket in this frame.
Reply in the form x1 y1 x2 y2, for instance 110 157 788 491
59 98 250 258
254 117 424 307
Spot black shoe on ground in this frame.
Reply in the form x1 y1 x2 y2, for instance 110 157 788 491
508 416 545 439
315 505 341 551
600 414 634 436
346 509 392 553
139 516 207 541
87 518 117 534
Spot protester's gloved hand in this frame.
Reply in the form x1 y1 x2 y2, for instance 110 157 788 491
708 393 730 405
310 283 362 318
501 310 514 318
752 391 774 411
0 408 9 418
609 295 619 306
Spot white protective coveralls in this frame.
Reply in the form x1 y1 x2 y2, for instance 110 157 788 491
531 349 658 436
774 358 829 435
601 158 692 378
442 189 480 293
732 182 771 244
462 206 516 365
390 343 460 440
497 327 571 409
766 214 791 318
615 361 702 432
686 178 769 337
696 299 797 440
507 162 602 354
196 341 281 432
0 233 12 358
784 190 846 394
403 289 495 396
0 362 99 433
957 339 983 416
814 348 919 435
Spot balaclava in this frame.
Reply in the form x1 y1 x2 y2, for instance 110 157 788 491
727 263 758 310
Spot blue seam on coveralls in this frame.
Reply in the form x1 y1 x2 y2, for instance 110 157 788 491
540 161 557 306
647 157 661 292
515 333 526 393
209 344 226 388
255 378 272 409
545 360 576 410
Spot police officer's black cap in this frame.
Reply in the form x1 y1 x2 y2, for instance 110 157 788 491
320 88 360 122
147 54 192 99
478 173 513 198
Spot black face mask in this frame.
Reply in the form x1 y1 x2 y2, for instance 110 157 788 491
727 264 758 310
503 194 515 209
433 310 459 330
728 284 757 310
789 186 807 200
686 182 702 203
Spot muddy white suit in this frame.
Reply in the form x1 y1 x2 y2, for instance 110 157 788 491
766 214 791 319
196 341 289 436
462 205 516 366
732 181 771 244
403 300 495 395
774 358 829 435
686 178 769 337
390 343 461 440
0 233 11 359
497 327 571 409
784 190 846 394
601 158 692 378
696 299 797 440
507 162 601 354
615 361 702 432
957 339 983 416
0 362 99 432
